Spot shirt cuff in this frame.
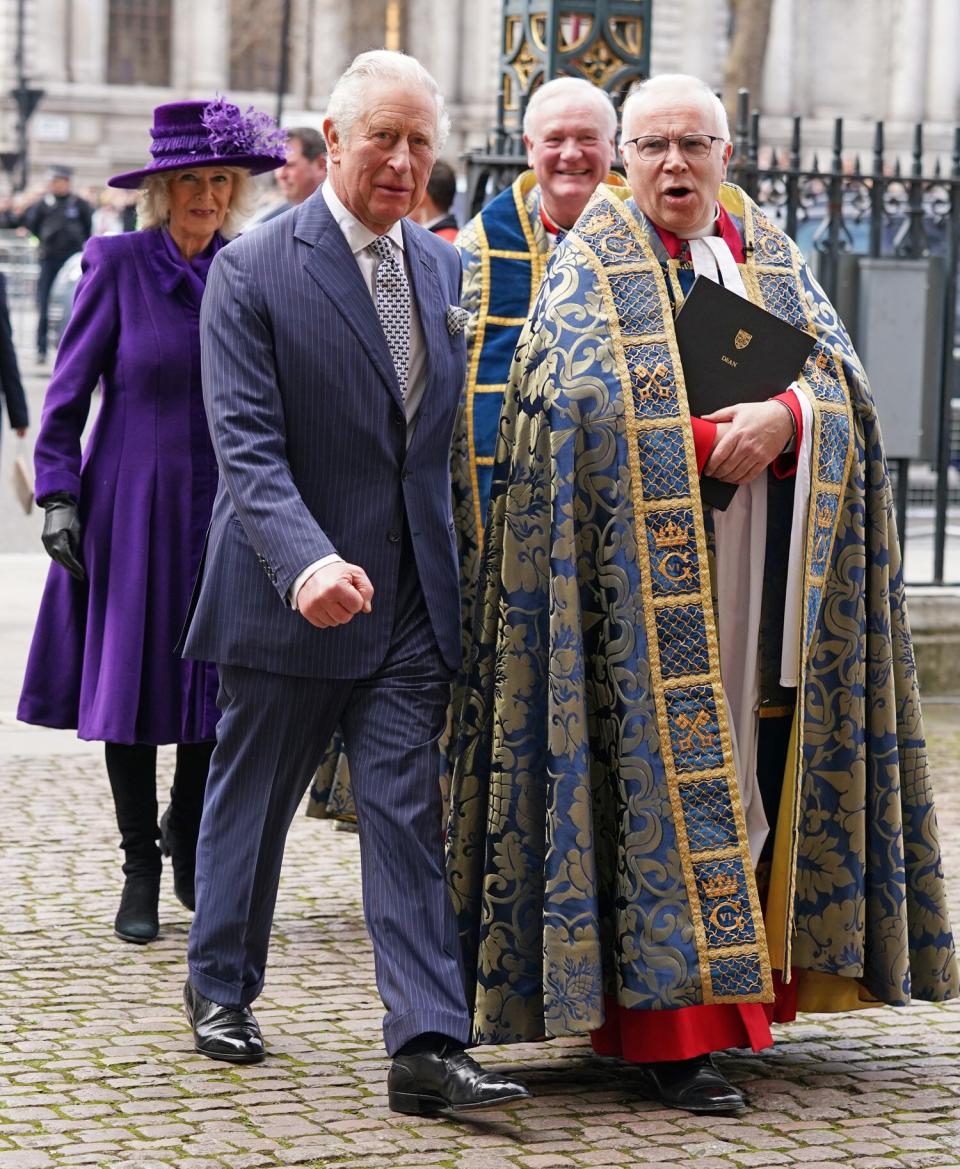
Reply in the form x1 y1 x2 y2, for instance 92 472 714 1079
690 416 719 474
290 554 343 609
771 387 804 479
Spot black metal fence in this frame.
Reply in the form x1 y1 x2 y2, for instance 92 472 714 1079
727 91 960 585
464 92 960 584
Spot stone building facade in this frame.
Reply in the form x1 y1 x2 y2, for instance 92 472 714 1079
652 0 959 156
0 0 957 191
0 0 502 189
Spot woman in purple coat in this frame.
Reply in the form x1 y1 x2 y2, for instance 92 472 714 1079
18 100 285 943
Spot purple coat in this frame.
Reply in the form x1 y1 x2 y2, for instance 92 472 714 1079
17 229 221 744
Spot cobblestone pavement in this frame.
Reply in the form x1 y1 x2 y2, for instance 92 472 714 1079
0 703 958 1169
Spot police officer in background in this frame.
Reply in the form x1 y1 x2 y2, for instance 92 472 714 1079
23 165 92 363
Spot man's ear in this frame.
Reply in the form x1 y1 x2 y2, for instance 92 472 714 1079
522 133 534 168
324 119 341 164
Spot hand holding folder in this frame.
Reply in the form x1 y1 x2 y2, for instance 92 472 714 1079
675 277 816 509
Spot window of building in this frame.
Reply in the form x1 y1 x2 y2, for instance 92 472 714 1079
107 0 172 86
230 0 286 93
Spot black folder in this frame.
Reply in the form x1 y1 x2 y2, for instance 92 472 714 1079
674 276 816 509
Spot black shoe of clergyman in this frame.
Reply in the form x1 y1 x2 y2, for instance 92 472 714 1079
636 1054 746 1115
388 1047 532 1115
183 979 265 1064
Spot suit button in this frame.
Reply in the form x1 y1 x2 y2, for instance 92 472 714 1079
401 468 411 480
393 410 404 426
388 529 401 543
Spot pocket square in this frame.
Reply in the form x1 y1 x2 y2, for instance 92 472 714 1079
446 305 470 336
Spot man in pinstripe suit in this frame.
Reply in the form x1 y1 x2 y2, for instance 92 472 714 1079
181 50 529 1116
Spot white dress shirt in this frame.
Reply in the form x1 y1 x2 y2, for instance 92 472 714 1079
291 181 428 607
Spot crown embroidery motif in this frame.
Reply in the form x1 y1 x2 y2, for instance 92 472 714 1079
701 872 740 900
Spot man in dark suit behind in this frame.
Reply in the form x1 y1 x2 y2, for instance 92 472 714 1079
181 49 529 1117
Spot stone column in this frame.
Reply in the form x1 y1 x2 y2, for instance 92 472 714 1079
30 0 65 79
308 3 350 107
889 0 931 123
452 0 498 152
925 0 960 123
761 0 797 117
650 0 723 87
688 0 725 89
172 0 229 94
348 0 387 59
405 0 461 105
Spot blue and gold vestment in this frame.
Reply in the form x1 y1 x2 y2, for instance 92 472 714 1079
446 182 958 1043
452 170 628 631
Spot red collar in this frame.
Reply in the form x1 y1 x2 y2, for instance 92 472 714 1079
539 205 567 237
654 205 745 264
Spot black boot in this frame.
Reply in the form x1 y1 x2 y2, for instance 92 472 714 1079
105 743 161 943
160 741 214 912
114 872 162 943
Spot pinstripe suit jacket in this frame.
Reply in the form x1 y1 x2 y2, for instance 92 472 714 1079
183 191 466 677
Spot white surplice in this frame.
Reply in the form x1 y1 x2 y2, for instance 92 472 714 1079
680 230 811 866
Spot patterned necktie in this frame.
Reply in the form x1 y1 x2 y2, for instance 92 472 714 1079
367 235 410 397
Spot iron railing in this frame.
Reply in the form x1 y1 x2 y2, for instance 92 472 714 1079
727 91 960 584
464 94 960 584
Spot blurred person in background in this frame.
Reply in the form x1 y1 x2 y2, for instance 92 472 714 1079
411 159 458 241
277 126 327 205
17 98 284 945
22 165 92 363
92 188 138 235
0 267 27 452
255 126 327 224
0 195 19 229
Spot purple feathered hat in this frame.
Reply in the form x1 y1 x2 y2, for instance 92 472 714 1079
107 98 287 189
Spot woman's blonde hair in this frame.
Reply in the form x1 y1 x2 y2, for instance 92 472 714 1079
136 165 257 238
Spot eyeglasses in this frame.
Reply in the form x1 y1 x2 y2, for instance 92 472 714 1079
623 134 726 161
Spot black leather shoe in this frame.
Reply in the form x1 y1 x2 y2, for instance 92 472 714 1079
636 1055 746 1115
114 874 160 943
388 1047 531 1115
159 807 196 911
183 979 265 1064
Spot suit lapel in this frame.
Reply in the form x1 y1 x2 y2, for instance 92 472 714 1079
403 221 443 431
296 195 404 406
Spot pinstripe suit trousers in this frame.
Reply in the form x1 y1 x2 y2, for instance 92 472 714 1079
187 545 471 1055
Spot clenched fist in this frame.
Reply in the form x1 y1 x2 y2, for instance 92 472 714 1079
296 560 374 629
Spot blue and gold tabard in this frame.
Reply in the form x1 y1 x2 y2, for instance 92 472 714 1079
457 171 548 538
447 182 958 1044
454 170 629 553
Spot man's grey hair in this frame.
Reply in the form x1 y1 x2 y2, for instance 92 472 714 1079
136 166 257 238
325 50 449 151
622 73 730 141
522 76 617 141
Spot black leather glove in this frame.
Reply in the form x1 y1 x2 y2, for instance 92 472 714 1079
41 492 86 581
